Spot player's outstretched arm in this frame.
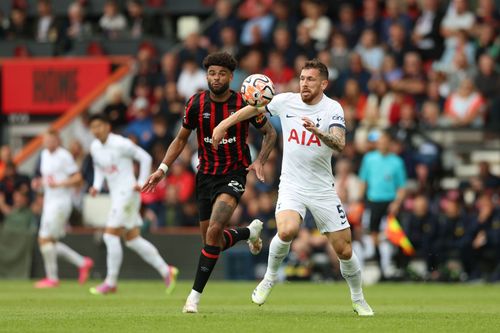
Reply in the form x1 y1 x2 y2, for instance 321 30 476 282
132 145 153 191
212 105 265 149
302 117 346 152
141 127 192 193
247 121 277 182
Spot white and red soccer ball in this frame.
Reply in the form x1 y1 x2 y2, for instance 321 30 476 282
240 74 276 107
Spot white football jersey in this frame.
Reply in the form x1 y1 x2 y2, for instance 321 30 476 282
266 92 346 193
40 147 79 202
90 133 152 197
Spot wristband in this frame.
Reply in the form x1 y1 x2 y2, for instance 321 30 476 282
158 163 169 174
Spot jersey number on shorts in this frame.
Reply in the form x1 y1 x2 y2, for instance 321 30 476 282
337 204 347 224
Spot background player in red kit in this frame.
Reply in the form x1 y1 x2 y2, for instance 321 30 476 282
142 52 277 313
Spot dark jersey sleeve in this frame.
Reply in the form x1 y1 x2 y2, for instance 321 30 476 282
182 95 198 130
249 112 268 129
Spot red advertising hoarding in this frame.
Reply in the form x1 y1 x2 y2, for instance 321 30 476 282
1 58 110 114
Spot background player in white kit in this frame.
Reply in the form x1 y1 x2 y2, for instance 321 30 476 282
212 60 374 316
33 130 94 288
88 114 178 295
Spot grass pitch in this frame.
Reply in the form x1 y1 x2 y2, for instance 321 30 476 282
1 280 499 333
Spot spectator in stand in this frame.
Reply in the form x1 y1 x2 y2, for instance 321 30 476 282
435 190 473 280
381 0 413 42
472 161 500 191
129 45 157 98
99 0 127 39
126 0 162 38
34 0 59 42
295 22 316 60
390 52 427 104
475 54 500 109
474 25 499 61
328 33 350 74
443 78 485 128
365 77 395 128
469 193 500 280
360 0 382 35
340 79 367 123
56 1 92 54
148 115 174 156
156 82 184 128
0 161 31 208
270 0 298 41
124 97 154 149
155 52 179 92
386 22 415 67
355 28 384 73
0 188 36 233
239 0 274 47
204 0 240 48
263 51 294 93
475 0 500 31
412 0 444 62
231 48 264 91
218 26 239 56
178 32 209 67
335 3 362 49
176 57 208 101
440 0 475 40
5 7 32 40
419 100 444 129
400 194 439 275
272 26 298 68
335 53 370 97
299 0 331 50
103 84 128 132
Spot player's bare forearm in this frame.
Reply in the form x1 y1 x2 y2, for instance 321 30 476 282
256 121 277 164
219 105 263 130
315 126 346 152
161 127 191 167
59 172 83 188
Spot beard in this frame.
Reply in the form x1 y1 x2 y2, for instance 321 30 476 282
208 81 230 95
300 89 318 103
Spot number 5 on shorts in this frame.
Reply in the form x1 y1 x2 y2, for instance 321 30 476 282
337 204 346 220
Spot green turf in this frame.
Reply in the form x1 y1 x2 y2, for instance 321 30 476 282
0 280 499 333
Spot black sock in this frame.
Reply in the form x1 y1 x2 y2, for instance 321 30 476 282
192 244 221 293
222 227 251 251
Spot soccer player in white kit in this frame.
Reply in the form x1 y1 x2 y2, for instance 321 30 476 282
34 130 94 288
212 60 374 316
88 114 178 295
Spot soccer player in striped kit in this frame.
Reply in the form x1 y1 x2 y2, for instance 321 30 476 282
142 52 277 313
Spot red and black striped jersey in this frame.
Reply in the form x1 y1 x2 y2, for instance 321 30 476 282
182 90 268 175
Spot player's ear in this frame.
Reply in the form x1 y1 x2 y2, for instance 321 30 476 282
321 79 329 90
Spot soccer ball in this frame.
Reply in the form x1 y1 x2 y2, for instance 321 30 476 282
240 74 275 107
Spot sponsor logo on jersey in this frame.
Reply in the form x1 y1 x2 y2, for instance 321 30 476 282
287 129 321 146
331 115 345 123
203 136 237 144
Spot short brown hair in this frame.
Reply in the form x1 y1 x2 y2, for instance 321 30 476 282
203 52 237 72
302 59 329 80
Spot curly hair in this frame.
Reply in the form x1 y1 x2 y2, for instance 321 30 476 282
302 59 329 80
203 52 237 72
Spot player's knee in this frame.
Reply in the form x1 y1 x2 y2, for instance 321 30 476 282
278 228 298 242
337 245 352 260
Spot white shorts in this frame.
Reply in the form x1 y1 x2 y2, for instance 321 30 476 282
107 191 143 230
275 188 350 234
39 199 72 239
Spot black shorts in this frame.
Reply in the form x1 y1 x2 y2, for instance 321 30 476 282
196 169 248 221
367 201 391 232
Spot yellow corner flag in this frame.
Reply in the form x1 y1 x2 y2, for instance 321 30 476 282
385 215 415 256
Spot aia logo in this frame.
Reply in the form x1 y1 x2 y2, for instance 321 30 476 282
288 129 321 146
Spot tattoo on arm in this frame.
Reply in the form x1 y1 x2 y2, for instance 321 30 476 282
316 126 346 152
256 121 277 164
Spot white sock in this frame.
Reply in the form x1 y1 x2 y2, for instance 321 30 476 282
339 253 364 302
40 243 58 281
379 240 394 277
264 234 291 281
103 233 123 287
126 237 169 278
352 240 364 270
188 289 201 303
56 242 85 268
